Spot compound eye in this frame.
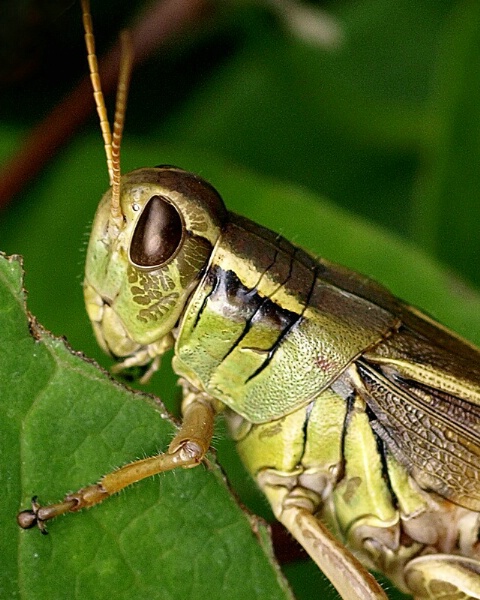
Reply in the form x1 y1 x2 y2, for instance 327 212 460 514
130 195 183 268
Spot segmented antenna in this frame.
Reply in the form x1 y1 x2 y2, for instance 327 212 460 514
81 0 133 225
111 30 133 216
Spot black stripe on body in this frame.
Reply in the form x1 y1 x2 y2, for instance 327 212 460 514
193 268 218 329
199 266 302 367
246 264 319 382
219 246 295 362
189 214 321 379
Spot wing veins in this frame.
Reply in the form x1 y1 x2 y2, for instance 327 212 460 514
358 359 480 452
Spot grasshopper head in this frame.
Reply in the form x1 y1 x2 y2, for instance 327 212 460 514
80 5 227 363
84 166 227 359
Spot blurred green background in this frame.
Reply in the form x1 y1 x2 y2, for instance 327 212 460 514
2 1 480 598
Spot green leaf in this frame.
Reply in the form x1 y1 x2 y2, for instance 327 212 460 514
1 253 293 600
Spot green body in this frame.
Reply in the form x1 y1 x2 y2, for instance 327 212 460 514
174 213 395 423
84 167 480 598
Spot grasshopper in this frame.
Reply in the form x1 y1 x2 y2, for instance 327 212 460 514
17 2 480 598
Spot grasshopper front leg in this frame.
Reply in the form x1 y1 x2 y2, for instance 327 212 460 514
17 388 216 533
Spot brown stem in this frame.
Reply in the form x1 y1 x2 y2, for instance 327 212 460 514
0 0 212 210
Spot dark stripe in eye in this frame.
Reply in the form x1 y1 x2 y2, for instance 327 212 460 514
130 196 183 268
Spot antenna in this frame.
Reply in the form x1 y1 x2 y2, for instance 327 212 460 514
111 30 133 218
81 0 133 226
